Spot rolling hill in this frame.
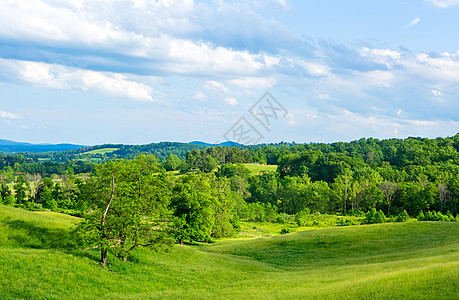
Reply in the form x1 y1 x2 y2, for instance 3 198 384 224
0 139 85 153
0 204 457 299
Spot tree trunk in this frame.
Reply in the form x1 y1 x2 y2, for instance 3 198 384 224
100 248 108 267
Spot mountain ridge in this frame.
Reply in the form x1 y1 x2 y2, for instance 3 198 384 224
0 139 86 153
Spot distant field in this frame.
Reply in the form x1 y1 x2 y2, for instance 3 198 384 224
238 214 363 238
243 163 277 175
81 148 119 155
0 204 457 299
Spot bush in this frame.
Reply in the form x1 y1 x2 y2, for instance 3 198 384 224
417 210 457 222
417 211 425 221
395 210 410 222
3 194 15 206
363 208 386 224
275 215 286 224
337 218 354 226
295 208 311 227
280 228 291 234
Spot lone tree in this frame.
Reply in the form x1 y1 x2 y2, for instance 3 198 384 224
78 155 172 266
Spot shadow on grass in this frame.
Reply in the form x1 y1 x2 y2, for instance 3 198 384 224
2 219 81 250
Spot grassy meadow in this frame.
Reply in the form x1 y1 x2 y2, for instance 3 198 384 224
0 204 458 299
80 148 120 155
242 163 277 175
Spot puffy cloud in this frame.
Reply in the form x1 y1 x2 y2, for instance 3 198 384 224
193 91 208 101
0 110 22 119
225 97 239 106
0 58 155 101
0 0 295 78
405 51 459 84
360 48 401 68
227 77 276 89
205 81 229 93
425 0 459 8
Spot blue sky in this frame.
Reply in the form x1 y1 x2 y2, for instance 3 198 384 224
1 0 459 145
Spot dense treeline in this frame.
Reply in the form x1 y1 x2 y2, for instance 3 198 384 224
17 142 211 163
164 135 459 217
3 135 459 217
0 153 95 177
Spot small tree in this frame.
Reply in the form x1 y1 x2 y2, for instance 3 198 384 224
0 182 12 204
379 181 399 215
162 154 182 171
14 175 30 205
364 208 386 224
170 174 214 243
78 155 172 266
199 155 218 173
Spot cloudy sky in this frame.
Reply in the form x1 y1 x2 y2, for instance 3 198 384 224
1 0 459 145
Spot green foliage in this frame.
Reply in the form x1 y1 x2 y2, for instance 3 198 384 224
170 174 215 243
199 155 218 172
417 210 457 222
3 194 15 206
216 163 250 178
13 175 29 204
77 155 172 265
280 228 291 234
363 208 387 224
395 210 410 222
294 208 310 226
162 154 182 171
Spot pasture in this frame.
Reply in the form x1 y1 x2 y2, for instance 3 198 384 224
0 204 457 299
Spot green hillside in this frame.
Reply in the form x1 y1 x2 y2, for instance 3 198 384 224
0 204 458 299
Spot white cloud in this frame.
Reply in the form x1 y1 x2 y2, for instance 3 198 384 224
205 81 229 93
425 0 459 8
227 77 276 89
320 108 459 140
0 59 155 101
193 91 208 101
296 61 330 77
360 48 400 68
315 90 333 100
0 0 285 78
0 110 22 119
402 17 421 28
362 70 396 88
225 97 239 106
432 89 443 97
406 51 459 84
431 89 445 102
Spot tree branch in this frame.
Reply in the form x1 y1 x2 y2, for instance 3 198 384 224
101 174 116 228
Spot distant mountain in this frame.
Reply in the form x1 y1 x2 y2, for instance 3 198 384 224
0 139 85 153
189 141 242 147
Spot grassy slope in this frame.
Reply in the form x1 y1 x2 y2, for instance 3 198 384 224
81 148 120 155
0 204 458 299
242 163 277 175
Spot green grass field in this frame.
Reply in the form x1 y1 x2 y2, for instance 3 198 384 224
0 204 458 299
243 163 277 175
81 148 120 155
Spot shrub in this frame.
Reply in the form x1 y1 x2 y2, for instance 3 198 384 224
3 194 15 206
280 228 291 234
295 208 311 227
338 218 353 226
363 208 386 224
417 211 425 221
395 210 410 222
